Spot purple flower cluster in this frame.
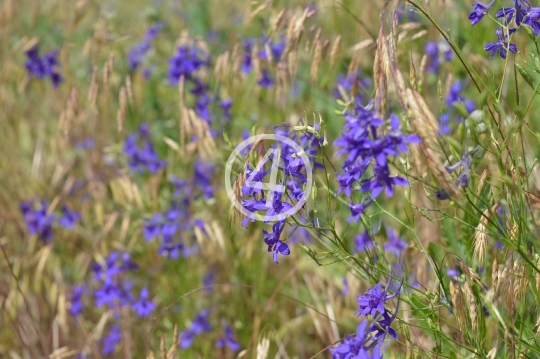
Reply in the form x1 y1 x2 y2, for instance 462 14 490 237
25 45 63 87
69 252 155 355
425 40 453 73
123 123 166 174
439 81 476 135
178 310 212 349
334 102 420 222
330 278 401 358
467 0 540 59
168 44 232 133
21 201 81 242
142 163 216 258
241 36 286 88
142 208 200 260
128 22 163 72
239 127 322 263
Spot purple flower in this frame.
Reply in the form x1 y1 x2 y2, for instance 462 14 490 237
384 229 407 255
142 214 162 241
357 279 400 318
57 205 81 229
484 29 518 59
257 69 274 88
347 200 373 223
447 267 460 278
123 124 166 174
370 310 398 342
362 163 408 198
468 0 495 25
25 45 64 87
179 329 196 349
102 325 122 355
132 288 156 317
216 326 241 351
168 45 210 84
241 39 255 74
524 7 540 35
425 40 453 73
191 310 212 334
341 278 349 297
355 231 375 252
329 320 375 359
69 286 85 316
21 201 55 242
263 221 290 263
356 283 389 317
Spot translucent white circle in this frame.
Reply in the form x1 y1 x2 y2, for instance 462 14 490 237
224 134 313 223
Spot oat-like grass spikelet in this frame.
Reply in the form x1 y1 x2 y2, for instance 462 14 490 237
464 281 477 331
449 280 466 332
256 336 270 359
373 27 388 118
492 256 499 294
246 0 271 23
126 74 133 105
271 8 286 36
474 203 499 264
330 35 341 68
476 168 488 195
310 39 322 82
116 86 126 136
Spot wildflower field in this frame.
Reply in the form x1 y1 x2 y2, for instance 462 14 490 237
4 0 540 357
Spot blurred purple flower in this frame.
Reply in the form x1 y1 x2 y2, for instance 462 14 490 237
132 288 156 317
20 201 55 242
216 326 241 351
25 45 64 87
102 325 122 355
57 205 81 229
384 229 407 255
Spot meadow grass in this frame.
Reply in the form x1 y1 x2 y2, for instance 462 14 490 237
2 0 540 358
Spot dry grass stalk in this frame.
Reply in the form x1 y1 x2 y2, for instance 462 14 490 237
159 336 166 359
380 14 459 198
474 203 499 264
477 168 488 195
256 336 270 359
252 43 261 80
449 280 466 332
271 8 286 36
87 65 99 107
492 256 499 294
246 0 272 23
373 27 388 118
126 74 134 105
536 257 540 295
418 54 427 86
487 347 497 359
104 53 114 87
463 281 477 331
310 39 322 82
329 35 341 68
284 8 309 56
116 86 127 136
